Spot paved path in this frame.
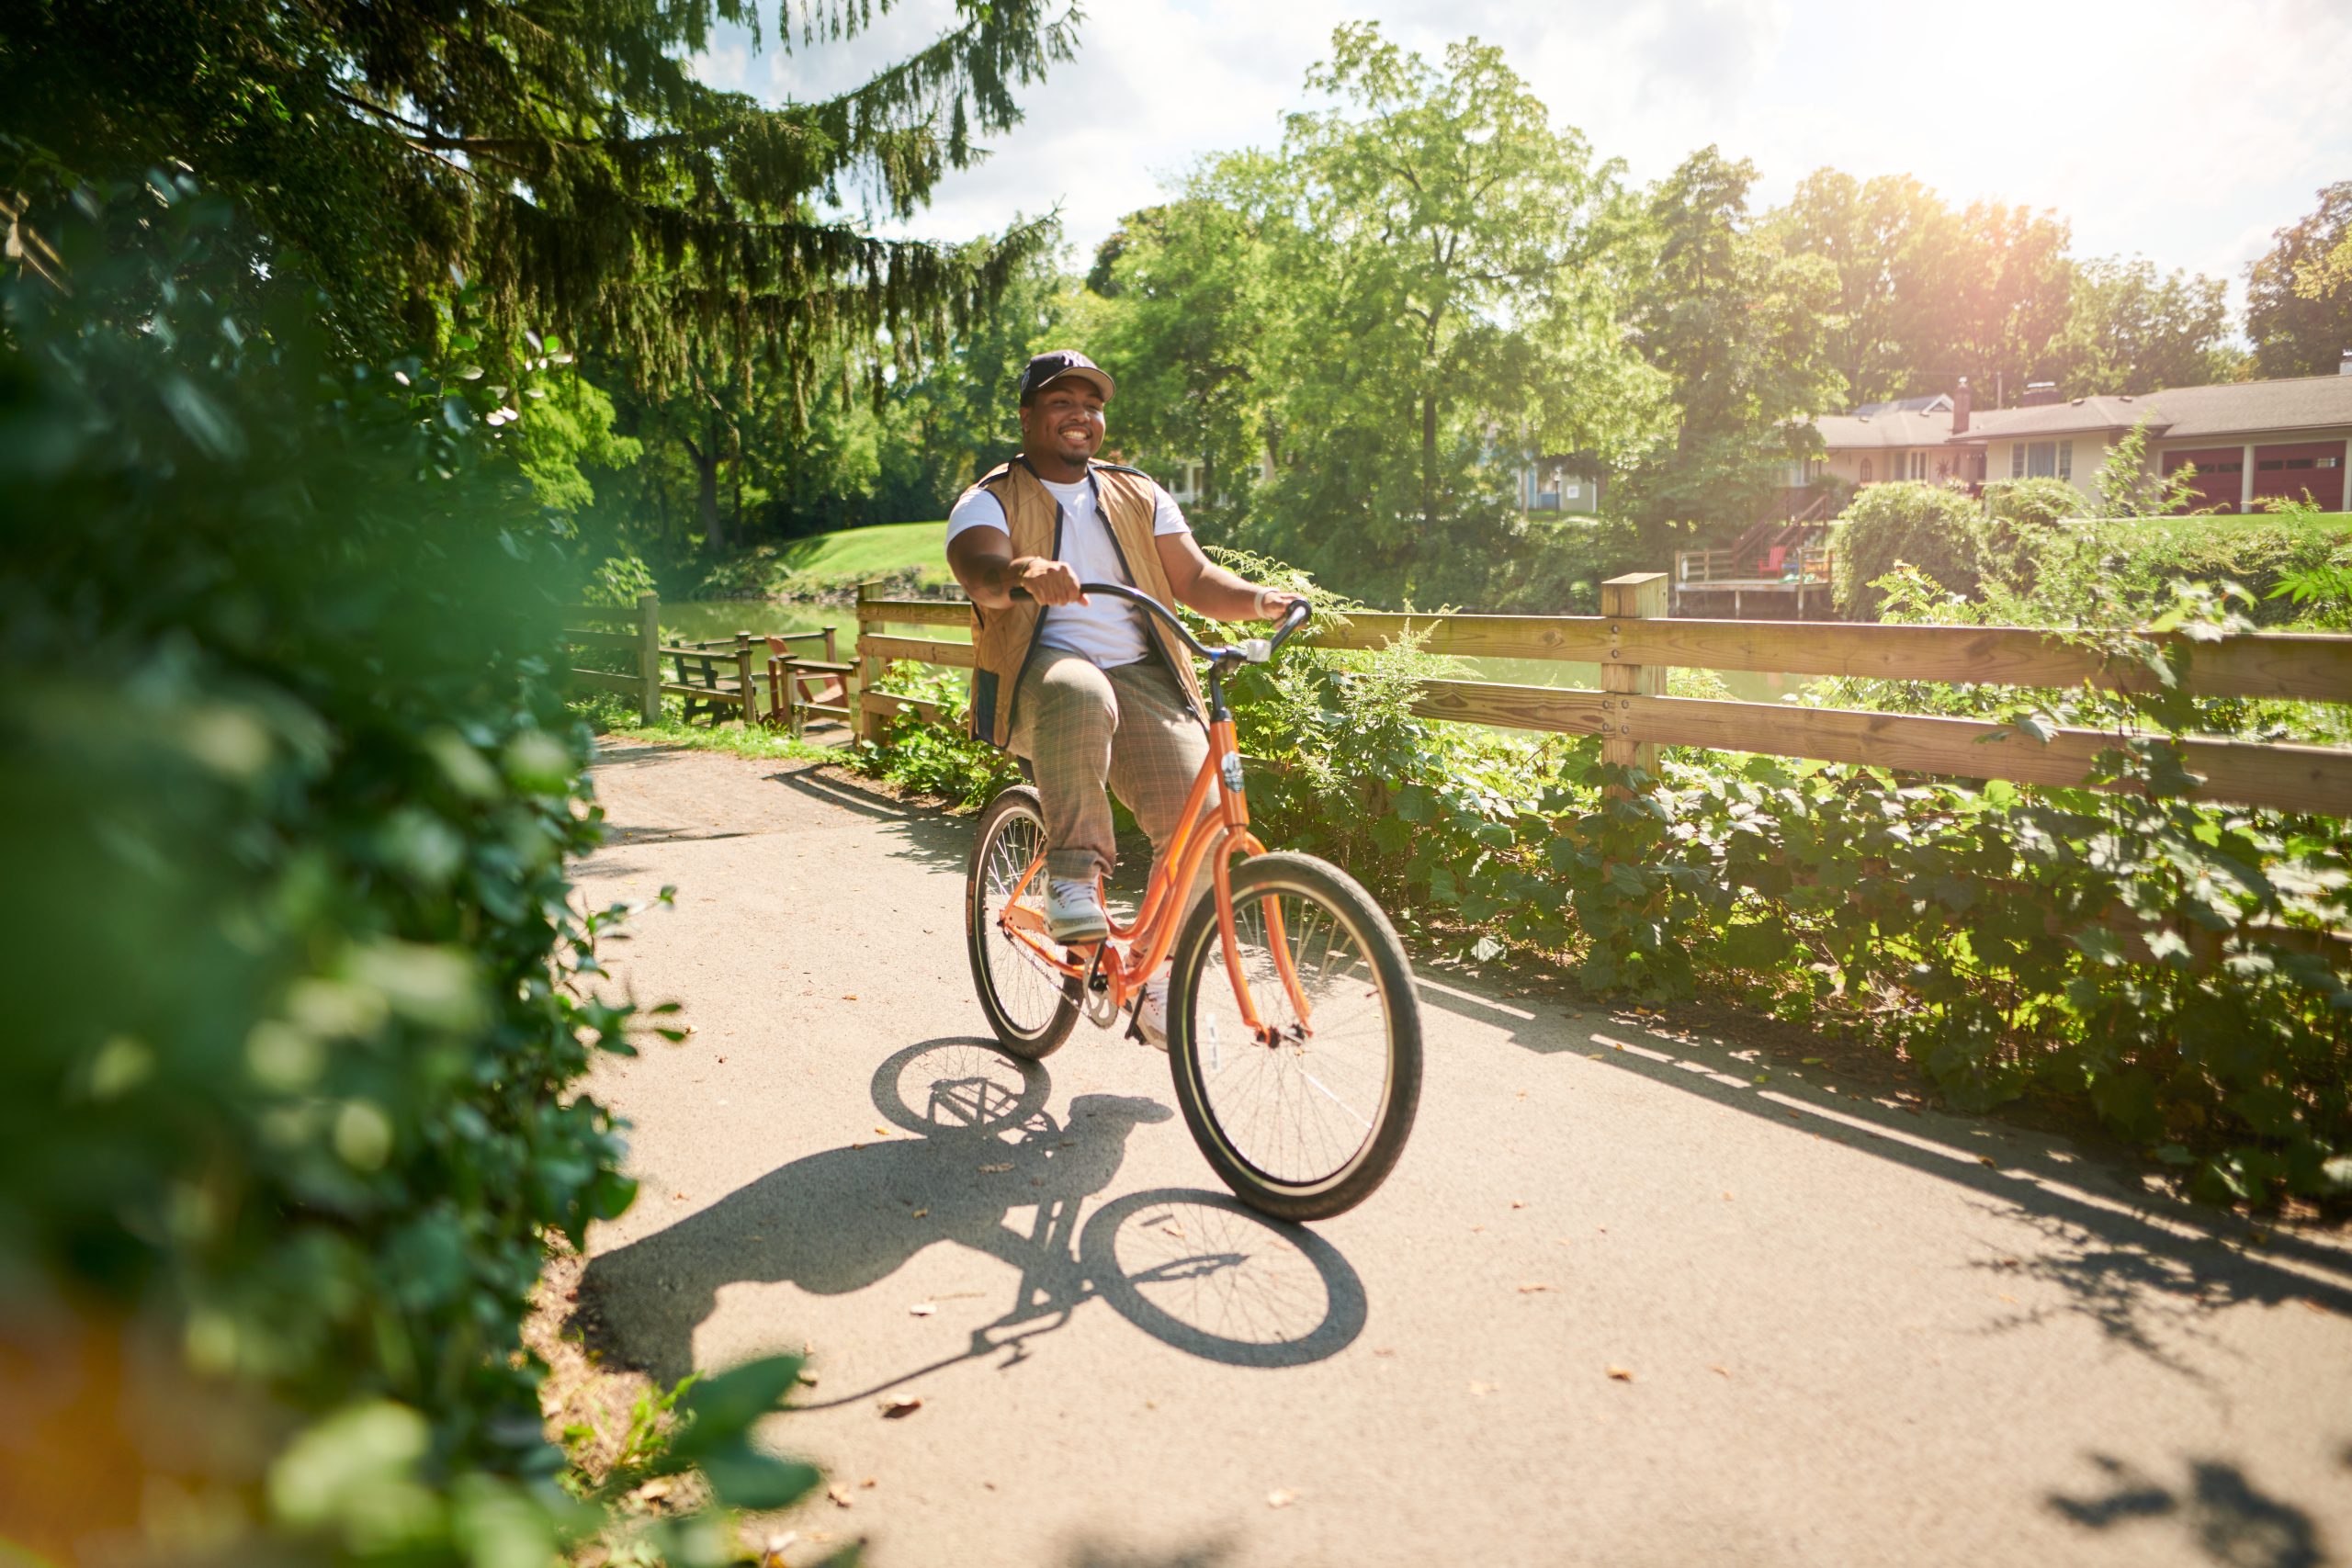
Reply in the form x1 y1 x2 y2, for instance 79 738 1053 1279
572 739 2352 1568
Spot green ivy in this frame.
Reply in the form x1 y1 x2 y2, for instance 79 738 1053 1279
1 156 809 1565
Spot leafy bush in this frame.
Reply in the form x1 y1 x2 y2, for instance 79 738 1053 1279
2035 511 2352 627
1829 481 1984 616
1 160 808 1563
1974 477 2086 595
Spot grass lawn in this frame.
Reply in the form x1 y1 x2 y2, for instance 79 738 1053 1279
759 520 952 593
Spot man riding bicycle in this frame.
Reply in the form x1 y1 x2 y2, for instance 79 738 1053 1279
944 349 1303 1046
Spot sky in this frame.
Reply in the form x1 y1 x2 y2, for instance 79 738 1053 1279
692 0 2352 307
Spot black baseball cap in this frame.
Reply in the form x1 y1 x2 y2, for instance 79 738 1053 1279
1017 349 1114 405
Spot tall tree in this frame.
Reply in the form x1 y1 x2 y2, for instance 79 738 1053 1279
1772 172 2074 408
2050 256 2239 396
1201 26 1665 604
1769 169 1957 404
3 0 1076 384
1618 146 1842 536
2247 182 2352 378
1082 193 1278 535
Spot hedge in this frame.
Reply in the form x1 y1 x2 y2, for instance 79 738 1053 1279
0 158 806 1565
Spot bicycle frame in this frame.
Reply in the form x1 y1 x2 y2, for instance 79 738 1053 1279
995 711 1314 1043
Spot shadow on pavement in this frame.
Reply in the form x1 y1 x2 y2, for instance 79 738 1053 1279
1408 973 2352 1359
577 1038 1366 1395
763 763 2352 1368
2048 1452 2335 1568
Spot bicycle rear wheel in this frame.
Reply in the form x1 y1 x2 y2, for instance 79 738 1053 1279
1167 852 1420 1222
965 785 1081 1059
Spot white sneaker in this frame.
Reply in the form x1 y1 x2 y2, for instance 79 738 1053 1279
1045 876 1109 942
1134 976 1170 1052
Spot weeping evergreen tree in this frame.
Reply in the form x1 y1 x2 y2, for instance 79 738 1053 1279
2 0 1075 390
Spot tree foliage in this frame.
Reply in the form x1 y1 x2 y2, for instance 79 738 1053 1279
2052 255 2240 396
1614 146 1843 539
2247 181 2352 379
2 0 1076 378
0 153 806 1568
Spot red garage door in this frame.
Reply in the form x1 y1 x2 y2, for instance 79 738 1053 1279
2249 441 2347 512
2160 446 2244 513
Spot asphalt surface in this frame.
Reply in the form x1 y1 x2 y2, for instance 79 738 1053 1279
572 738 2352 1568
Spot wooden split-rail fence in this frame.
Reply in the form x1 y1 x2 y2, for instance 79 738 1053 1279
563 593 854 737
849 573 2352 820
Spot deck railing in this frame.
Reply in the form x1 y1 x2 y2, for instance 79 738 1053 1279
565 594 843 732
854 573 2352 819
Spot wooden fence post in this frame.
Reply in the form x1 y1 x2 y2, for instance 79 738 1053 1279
1601 572 1669 786
733 633 757 727
635 592 662 726
821 624 838 664
855 580 887 746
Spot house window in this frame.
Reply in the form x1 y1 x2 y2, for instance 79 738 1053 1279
2022 441 2074 480
1860 458 1873 482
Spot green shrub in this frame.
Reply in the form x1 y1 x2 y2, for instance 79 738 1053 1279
1 159 806 1564
1829 481 1984 617
1974 477 2086 595
2035 512 2352 627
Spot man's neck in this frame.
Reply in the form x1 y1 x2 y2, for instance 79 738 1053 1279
1023 448 1091 485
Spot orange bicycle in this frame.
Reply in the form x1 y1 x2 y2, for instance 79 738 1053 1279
964 585 1421 1222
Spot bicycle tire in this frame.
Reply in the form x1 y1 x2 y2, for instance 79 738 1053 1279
1166 852 1421 1222
965 785 1082 1058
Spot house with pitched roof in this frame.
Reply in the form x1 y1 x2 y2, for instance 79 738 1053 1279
1807 357 2352 514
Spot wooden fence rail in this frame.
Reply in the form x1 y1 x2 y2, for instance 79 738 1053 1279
852 572 2352 818
562 594 843 733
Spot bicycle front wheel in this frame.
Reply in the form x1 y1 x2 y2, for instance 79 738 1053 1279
965 784 1081 1059
1167 852 1421 1222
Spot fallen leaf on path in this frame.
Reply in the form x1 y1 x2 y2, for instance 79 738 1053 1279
1978 1156 1998 1168
1710 1365 1730 1378
910 1208 928 1219
861 1477 878 1488
633 1477 673 1503
1160 1221 1186 1238
978 1163 1012 1173
1803 1056 1826 1066
1606 1366 1634 1382
842 994 858 1001
874 1126 888 1136
1373 1348 1396 1357
1510 1199 1526 1209
1723 1191 1734 1201
1467 1381 1498 1395
881 1398 922 1419
1267 1489 1299 1509
759 1530 797 1566
1588 1052 1603 1059
1470 1224 1486 1233
797 1371 819 1387
908 1302 935 1316
827 1483 854 1508
1517 1283 1555 1293
1998 1293 2018 1303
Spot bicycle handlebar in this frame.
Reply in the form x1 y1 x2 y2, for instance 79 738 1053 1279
1005 581 1313 666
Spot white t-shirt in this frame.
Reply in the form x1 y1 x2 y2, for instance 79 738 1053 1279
946 471 1189 668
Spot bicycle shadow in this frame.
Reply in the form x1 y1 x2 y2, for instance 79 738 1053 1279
575 1038 1366 1396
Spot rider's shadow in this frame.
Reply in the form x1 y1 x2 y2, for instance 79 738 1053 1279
578 1040 1366 1394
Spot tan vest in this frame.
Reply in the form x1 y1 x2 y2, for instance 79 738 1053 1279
962 459 1206 750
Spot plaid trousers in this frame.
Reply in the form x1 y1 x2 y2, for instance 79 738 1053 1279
1009 649 1214 907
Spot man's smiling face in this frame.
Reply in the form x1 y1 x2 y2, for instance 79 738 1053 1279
1020 378 1107 468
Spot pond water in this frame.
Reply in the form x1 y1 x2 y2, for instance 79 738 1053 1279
657 602 1815 709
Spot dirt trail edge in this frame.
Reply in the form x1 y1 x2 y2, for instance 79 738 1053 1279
569 738 2352 1568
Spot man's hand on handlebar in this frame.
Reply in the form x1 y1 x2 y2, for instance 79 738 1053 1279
1009 556 1087 607
1253 588 1307 624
